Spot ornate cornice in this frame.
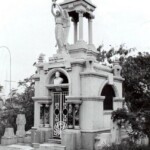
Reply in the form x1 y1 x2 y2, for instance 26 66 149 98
93 63 112 73
82 96 105 101
71 59 85 67
66 96 82 104
114 76 125 82
113 97 125 102
80 72 108 79
66 96 105 103
32 96 52 103
81 128 110 133
60 0 96 9
66 100 82 104
103 111 113 115
45 84 69 89
32 74 40 81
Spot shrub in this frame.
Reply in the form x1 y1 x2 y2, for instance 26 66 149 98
101 143 149 150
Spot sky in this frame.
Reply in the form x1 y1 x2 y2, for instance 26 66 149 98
0 0 150 96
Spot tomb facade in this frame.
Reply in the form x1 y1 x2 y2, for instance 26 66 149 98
32 0 124 149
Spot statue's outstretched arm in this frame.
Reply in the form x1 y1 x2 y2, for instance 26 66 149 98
64 10 69 19
56 4 64 17
51 3 56 16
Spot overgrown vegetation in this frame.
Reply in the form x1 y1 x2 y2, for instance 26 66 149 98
97 44 150 145
112 53 150 143
0 76 34 141
101 142 149 150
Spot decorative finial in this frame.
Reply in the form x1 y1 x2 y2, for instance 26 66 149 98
113 57 122 77
38 53 45 63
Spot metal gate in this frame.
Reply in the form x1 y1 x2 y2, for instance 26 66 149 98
53 91 68 138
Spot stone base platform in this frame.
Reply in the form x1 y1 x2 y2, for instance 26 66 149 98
38 143 66 150
0 143 66 150
0 144 33 150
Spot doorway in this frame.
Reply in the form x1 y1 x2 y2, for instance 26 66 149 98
53 91 68 138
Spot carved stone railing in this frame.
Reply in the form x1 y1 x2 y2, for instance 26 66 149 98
40 103 50 127
66 96 82 129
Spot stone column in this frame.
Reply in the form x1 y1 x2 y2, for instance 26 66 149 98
88 14 94 45
68 104 74 129
77 10 84 41
40 104 44 127
74 104 80 129
72 18 78 44
44 104 50 127
74 21 78 43
66 97 82 130
34 102 40 128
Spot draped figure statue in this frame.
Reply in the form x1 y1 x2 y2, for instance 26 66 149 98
51 1 70 53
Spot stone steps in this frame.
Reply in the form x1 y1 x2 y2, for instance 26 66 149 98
38 143 65 150
0 143 66 150
48 138 61 144
0 144 34 150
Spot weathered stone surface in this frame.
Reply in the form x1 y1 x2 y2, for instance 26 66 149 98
32 143 40 148
31 128 40 144
39 131 45 143
3 128 15 138
0 146 21 150
1 128 17 146
0 144 33 150
1 138 17 146
17 137 24 143
37 143 66 150
16 114 26 138
32 0 124 150
81 131 97 150
23 135 31 144
8 144 33 150
62 129 81 150
43 129 53 142
62 130 75 150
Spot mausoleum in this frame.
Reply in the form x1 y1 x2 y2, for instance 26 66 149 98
32 0 124 149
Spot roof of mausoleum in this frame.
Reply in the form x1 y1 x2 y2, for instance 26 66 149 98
63 0 92 3
61 0 95 7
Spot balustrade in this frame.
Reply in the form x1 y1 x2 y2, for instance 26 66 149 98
40 104 50 127
68 104 80 129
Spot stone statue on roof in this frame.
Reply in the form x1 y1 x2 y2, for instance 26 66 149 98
51 0 70 54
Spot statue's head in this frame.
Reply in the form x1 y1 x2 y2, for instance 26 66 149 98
56 10 61 17
55 71 60 78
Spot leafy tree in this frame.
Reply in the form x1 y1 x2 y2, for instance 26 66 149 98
97 44 135 65
17 76 35 131
112 53 150 144
0 76 34 141
97 45 150 145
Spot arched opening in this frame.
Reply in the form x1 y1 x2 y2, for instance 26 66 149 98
46 69 70 138
101 84 115 110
